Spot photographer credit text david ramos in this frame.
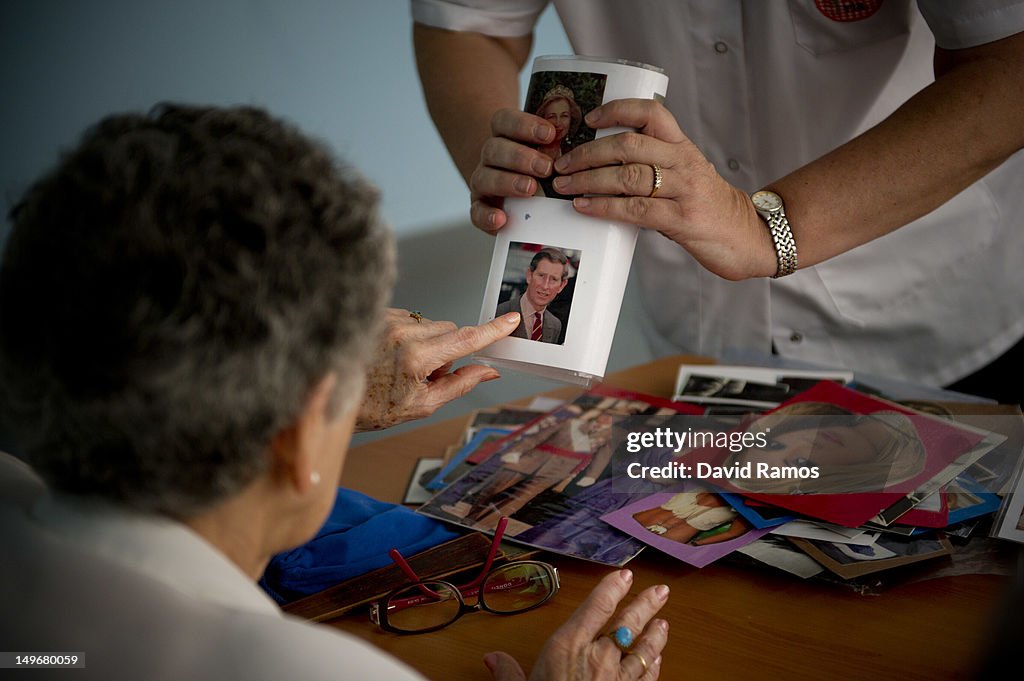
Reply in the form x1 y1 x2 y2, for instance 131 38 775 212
624 427 820 483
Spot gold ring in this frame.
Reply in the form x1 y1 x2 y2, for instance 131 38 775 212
625 651 648 675
648 164 662 198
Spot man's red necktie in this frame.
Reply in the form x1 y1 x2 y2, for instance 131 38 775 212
531 311 543 341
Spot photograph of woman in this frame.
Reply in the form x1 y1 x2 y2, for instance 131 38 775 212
536 85 580 155
723 402 928 496
523 71 606 199
534 85 580 198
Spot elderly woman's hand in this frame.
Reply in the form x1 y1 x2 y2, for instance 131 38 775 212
356 308 520 431
550 99 777 281
469 108 558 234
483 569 669 681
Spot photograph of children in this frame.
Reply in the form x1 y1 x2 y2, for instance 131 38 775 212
523 70 607 199
602 487 770 568
495 242 580 345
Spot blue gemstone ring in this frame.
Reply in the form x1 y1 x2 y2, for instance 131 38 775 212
606 625 635 651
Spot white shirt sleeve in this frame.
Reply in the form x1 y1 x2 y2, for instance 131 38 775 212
411 0 550 37
917 0 1024 48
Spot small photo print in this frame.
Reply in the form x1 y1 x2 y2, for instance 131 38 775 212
404 457 444 506
601 487 770 568
672 364 853 410
425 428 511 492
495 242 581 346
680 374 791 406
991 450 1024 545
524 70 607 200
785 534 954 580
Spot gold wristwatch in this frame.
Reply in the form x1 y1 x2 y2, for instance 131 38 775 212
751 189 798 278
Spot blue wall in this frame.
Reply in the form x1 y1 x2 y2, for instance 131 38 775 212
0 1 570 246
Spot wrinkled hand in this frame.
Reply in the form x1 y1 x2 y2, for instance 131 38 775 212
469 108 559 234
483 569 669 681
356 308 520 431
550 99 776 281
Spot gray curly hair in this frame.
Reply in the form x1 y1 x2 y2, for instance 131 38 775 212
0 104 394 518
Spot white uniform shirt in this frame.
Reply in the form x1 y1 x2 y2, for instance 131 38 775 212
0 452 425 681
411 0 1024 386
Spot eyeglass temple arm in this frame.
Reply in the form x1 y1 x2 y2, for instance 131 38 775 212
461 516 509 590
384 547 451 604
387 516 510 589
387 548 424 584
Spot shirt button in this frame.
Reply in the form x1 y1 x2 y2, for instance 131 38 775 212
727 158 740 171
714 41 729 54
790 332 804 343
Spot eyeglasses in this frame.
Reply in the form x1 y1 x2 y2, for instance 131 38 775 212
369 517 560 634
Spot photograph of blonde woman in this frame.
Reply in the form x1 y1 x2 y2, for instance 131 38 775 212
723 402 927 495
534 85 579 162
522 71 605 199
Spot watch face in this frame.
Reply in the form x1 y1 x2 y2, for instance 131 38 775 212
752 190 782 213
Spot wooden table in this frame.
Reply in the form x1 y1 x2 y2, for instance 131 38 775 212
329 355 1013 681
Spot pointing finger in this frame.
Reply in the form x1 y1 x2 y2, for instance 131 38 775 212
424 313 520 367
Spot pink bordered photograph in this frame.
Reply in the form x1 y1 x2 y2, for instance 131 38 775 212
675 381 1003 528
601 485 770 568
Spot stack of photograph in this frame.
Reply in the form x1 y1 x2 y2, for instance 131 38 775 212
414 365 1024 592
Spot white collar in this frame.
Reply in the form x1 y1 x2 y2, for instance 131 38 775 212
29 486 281 618
518 293 544 321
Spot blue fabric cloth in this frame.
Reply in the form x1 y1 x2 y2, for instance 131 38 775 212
259 487 462 604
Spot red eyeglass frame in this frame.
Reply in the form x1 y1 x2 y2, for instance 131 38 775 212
369 516 560 634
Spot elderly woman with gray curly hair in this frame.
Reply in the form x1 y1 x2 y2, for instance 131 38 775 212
0 105 669 680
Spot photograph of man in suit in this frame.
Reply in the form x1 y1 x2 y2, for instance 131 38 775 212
496 247 569 344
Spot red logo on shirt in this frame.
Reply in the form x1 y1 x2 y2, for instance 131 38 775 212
814 0 883 22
